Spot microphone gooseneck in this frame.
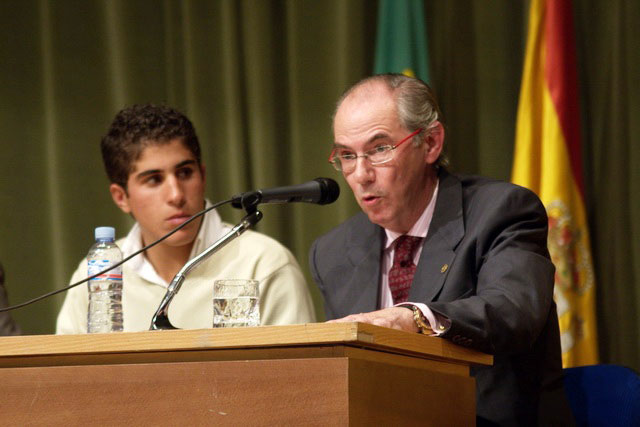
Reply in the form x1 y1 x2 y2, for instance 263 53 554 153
150 210 263 330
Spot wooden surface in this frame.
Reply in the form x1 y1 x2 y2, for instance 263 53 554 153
2 358 351 425
0 357 476 425
0 323 490 425
0 322 492 367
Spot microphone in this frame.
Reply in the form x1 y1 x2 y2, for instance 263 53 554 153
231 178 340 209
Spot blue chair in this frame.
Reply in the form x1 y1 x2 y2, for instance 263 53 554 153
564 364 640 426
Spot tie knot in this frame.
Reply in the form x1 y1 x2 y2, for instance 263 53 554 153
394 235 423 267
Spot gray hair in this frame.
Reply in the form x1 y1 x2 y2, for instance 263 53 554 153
334 73 448 168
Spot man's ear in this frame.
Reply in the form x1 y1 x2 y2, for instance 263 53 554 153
109 183 131 214
424 121 445 165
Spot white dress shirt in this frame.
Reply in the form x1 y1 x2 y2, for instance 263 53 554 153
379 181 450 334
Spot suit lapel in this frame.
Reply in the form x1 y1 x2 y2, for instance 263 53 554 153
409 171 465 302
343 215 384 313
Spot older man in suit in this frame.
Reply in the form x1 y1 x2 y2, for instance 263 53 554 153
309 74 572 426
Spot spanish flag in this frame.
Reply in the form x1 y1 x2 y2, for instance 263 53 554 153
512 0 598 366
374 0 430 82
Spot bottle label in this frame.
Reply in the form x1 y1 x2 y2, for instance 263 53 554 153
88 259 122 281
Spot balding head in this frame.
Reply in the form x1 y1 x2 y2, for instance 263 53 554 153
334 74 447 168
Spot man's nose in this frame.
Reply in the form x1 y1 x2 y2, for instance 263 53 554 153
351 156 374 184
166 176 186 206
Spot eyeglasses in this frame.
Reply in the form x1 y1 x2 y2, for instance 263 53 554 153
328 128 423 173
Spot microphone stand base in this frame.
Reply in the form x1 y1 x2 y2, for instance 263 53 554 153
150 313 179 330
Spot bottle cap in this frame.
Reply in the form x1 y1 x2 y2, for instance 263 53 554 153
95 226 116 241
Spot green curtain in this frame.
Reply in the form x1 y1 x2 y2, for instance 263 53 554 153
0 0 638 371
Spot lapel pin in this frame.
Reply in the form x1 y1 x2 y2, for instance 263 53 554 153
440 264 449 273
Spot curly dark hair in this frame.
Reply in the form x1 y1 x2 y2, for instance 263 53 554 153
100 104 201 189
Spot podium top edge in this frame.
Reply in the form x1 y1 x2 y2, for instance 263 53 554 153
0 322 492 366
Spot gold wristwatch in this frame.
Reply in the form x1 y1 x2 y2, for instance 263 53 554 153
412 306 434 335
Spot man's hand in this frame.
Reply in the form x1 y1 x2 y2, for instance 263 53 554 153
327 307 419 333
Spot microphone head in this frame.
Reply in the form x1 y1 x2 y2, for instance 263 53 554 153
314 178 340 205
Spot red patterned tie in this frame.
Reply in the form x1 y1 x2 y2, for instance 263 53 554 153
389 235 423 304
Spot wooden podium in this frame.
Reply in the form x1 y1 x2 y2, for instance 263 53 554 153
0 323 491 425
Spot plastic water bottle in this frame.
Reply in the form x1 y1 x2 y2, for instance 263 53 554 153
87 226 123 333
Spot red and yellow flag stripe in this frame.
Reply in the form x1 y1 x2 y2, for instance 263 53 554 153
512 0 598 367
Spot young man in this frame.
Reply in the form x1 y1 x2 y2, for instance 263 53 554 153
57 104 315 333
310 74 571 425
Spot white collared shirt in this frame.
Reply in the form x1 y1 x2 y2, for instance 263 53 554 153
119 200 231 288
379 181 450 334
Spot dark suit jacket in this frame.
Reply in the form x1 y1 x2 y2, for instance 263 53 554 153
309 171 572 426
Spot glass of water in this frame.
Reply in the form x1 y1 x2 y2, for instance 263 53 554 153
213 279 260 327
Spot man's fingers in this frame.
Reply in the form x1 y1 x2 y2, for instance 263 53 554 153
325 308 415 332
326 313 365 323
371 317 391 328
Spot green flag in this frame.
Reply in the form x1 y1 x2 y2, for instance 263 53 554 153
374 0 430 82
